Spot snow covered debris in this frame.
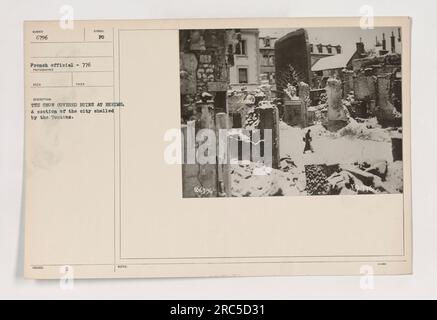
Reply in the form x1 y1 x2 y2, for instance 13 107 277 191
230 162 304 197
336 118 392 142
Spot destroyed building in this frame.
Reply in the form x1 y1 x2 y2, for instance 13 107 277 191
229 29 261 91
311 41 366 89
179 29 235 119
179 29 237 197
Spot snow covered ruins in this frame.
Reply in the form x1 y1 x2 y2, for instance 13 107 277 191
179 27 403 197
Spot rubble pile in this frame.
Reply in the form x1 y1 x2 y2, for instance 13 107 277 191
305 117 391 143
305 165 330 195
358 160 388 179
230 162 304 197
279 155 298 173
385 161 403 193
325 160 402 195
243 108 260 129
335 118 391 142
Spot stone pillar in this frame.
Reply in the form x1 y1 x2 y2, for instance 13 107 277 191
180 53 198 95
198 102 217 197
326 78 348 131
369 99 377 115
199 103 215 129
298 81 310 127
215 112 231 197
376 73 396 124
181 122 204 198
258 106 280 169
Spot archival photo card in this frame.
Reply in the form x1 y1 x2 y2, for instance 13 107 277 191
24 18 411 279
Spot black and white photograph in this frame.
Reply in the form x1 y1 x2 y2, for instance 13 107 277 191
180 27 403 198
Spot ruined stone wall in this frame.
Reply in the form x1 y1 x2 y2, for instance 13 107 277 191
196 54 215 93
180 30 233 104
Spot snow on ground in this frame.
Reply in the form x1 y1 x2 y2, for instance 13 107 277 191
230 120 402 197
279 121 393 167
230 162 304 197
336 118 391 143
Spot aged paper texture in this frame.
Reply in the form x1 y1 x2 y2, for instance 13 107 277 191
24 17 412 279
